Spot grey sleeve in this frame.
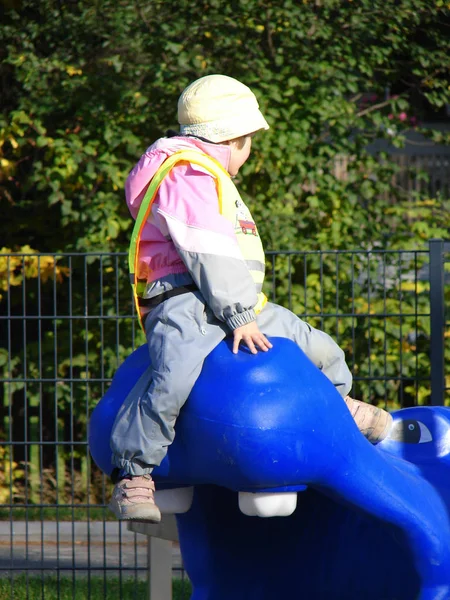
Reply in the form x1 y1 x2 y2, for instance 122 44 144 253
154 168 260 331
177 249 259 330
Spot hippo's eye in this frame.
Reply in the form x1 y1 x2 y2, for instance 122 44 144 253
388 419 432 444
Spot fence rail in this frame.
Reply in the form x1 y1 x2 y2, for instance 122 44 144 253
0 241 449 599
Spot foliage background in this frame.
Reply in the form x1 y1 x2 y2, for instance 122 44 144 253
0 0 449 505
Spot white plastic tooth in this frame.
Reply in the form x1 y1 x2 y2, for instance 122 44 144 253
154 486 194 514
238 491 298 518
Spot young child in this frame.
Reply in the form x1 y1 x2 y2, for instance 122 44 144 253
109 74 392 522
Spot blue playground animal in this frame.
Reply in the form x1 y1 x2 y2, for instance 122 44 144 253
89 337 450 600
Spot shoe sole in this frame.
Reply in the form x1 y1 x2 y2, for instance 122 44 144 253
108 499 162 523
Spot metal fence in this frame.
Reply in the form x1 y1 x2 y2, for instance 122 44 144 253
0 241 449 599
332 153 450 200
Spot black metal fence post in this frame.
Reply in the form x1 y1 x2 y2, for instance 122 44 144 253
429 239 446 406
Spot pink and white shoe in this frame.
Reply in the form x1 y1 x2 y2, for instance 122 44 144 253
345 396 393 444
109 474 161 522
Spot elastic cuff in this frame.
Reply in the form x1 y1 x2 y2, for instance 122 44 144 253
226 309 257 330
334 382 352 399
111 455 154 477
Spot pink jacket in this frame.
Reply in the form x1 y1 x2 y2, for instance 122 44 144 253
126 136 260 330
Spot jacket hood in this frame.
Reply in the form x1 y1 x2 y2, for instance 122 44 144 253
126 136 231 217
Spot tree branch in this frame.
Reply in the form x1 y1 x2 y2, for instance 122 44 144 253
134 0 153 34
265 14 276 64
356 96 403 118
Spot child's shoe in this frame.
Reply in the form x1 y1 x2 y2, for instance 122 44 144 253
109 473 161 522
344 396 393 444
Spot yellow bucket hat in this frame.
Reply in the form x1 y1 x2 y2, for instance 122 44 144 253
178 74 269 143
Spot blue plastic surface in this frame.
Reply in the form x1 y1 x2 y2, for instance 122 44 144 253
89 338 450 599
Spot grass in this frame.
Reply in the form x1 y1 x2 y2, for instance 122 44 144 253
0 575 192 599
0 507 115 522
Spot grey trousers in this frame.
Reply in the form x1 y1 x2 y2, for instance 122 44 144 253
110 292 352 476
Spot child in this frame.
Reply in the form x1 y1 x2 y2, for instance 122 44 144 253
109 74 392 522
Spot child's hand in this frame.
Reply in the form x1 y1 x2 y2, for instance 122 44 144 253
232 322 273 355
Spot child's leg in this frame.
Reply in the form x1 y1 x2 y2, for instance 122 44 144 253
256 302 392 442
111 292 226 474
256 302 352 397
109 292 226 520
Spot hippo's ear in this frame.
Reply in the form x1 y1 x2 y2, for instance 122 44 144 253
388 419 433 444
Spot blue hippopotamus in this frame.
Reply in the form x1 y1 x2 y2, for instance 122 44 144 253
89 337 450 600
